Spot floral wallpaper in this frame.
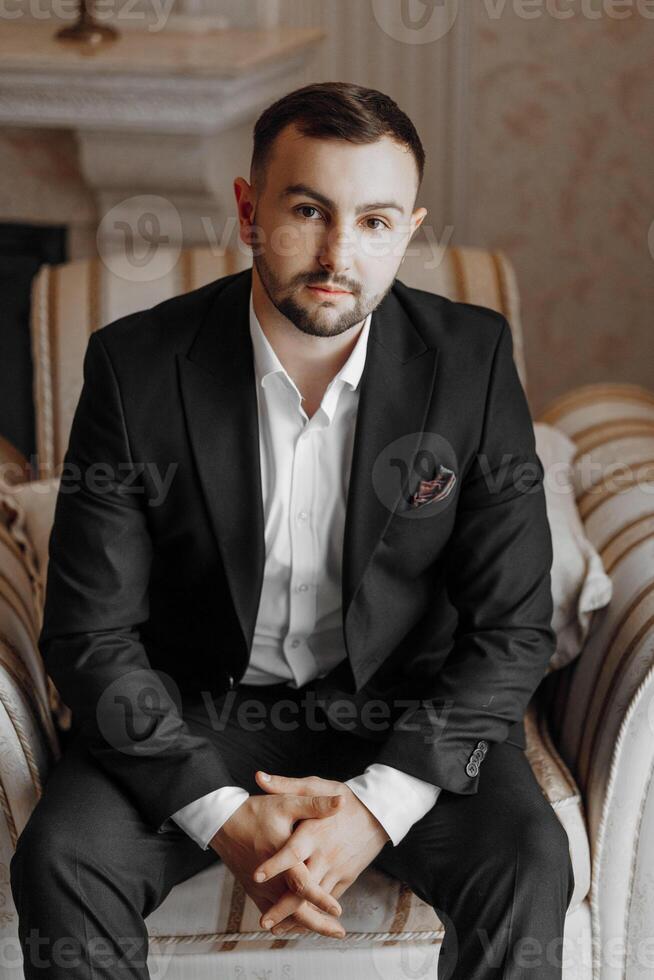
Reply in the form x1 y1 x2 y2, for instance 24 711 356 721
468 7 654 414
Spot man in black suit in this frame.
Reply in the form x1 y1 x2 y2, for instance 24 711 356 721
11 82 574 979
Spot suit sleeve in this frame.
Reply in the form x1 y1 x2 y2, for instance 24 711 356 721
39 330 238 832
372 318 555 795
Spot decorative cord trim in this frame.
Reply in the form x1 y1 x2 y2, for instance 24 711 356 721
148 927 445 946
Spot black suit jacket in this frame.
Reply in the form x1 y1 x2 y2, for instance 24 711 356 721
40 266 555 834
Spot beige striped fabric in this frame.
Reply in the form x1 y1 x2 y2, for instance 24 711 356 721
0 488 61 866
0 626 60 947
0 478 70 735
538 382 654 847
398 244 526 388
29 245 526 482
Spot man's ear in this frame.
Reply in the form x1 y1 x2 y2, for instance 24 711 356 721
412 207 428 235
406 208 428 248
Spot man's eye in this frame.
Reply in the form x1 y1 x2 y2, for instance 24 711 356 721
365 218 390 231
295 206 323 220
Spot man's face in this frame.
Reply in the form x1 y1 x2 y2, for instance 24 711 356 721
235 122 427 338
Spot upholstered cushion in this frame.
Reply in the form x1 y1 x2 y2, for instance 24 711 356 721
0 490 61 861
144 698 590 956
0 477 68 730
0 487 50 723
535 423 613 671
143 902 592 979
538 383 654 842
0 477 59 614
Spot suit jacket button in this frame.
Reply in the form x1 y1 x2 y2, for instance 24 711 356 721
465 761 479 777
471 750 483 763
478 740 488 751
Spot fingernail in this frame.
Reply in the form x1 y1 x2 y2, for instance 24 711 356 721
262 919 273 929
254 871 266 882
259 772 271 781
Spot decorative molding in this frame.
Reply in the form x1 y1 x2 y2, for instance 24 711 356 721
0 21 324 135
0 55 314 134
0 21 325 247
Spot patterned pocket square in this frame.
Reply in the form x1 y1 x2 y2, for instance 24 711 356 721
408 464 457 508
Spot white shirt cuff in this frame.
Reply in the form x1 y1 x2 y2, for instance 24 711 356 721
344 763 441 846
168 786 250 850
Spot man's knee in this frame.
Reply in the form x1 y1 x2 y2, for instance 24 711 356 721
518 808 571 872
431 806 572 904
515 805 574 908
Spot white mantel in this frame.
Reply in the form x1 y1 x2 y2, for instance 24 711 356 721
0 21 325 248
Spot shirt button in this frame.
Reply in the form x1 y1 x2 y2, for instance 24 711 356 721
298 511 308 522
297 584 309 592
290 638 300 648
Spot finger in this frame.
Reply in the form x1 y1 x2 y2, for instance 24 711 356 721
285 793 343 821
265 911 310 937
283 864 342 917
284 903 345 940
318 871 341 895
253 835 308 883
255 772 336 796
331 879 350 901
261 895 345 939
253 798 342 883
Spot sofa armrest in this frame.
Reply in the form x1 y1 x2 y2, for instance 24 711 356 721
526 698 591 913
538 382 654 976
0 633 61 954
0 484 61 854
0 637 59 848
0 475 72 735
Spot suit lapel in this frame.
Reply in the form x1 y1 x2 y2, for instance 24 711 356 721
341 285 440 687
176 267 440 687
176 270 265 660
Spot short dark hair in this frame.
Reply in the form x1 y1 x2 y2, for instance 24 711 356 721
251 81 425 198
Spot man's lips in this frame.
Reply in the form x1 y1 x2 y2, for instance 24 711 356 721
306 284 352 296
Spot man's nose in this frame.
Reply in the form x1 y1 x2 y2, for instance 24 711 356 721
318 224 354 274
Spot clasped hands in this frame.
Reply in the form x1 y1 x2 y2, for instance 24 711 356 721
210 771 390 939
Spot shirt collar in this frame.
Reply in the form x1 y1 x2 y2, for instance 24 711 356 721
249 289 372 396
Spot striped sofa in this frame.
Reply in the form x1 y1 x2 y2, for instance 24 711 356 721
0 244 651 978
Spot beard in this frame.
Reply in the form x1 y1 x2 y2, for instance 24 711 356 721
253 248 394 339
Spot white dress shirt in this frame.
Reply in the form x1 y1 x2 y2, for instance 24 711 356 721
170 291 441 849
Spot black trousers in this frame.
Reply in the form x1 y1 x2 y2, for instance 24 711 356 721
10 680 575 979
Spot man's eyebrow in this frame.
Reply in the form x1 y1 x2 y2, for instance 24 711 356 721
280 183 405 215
